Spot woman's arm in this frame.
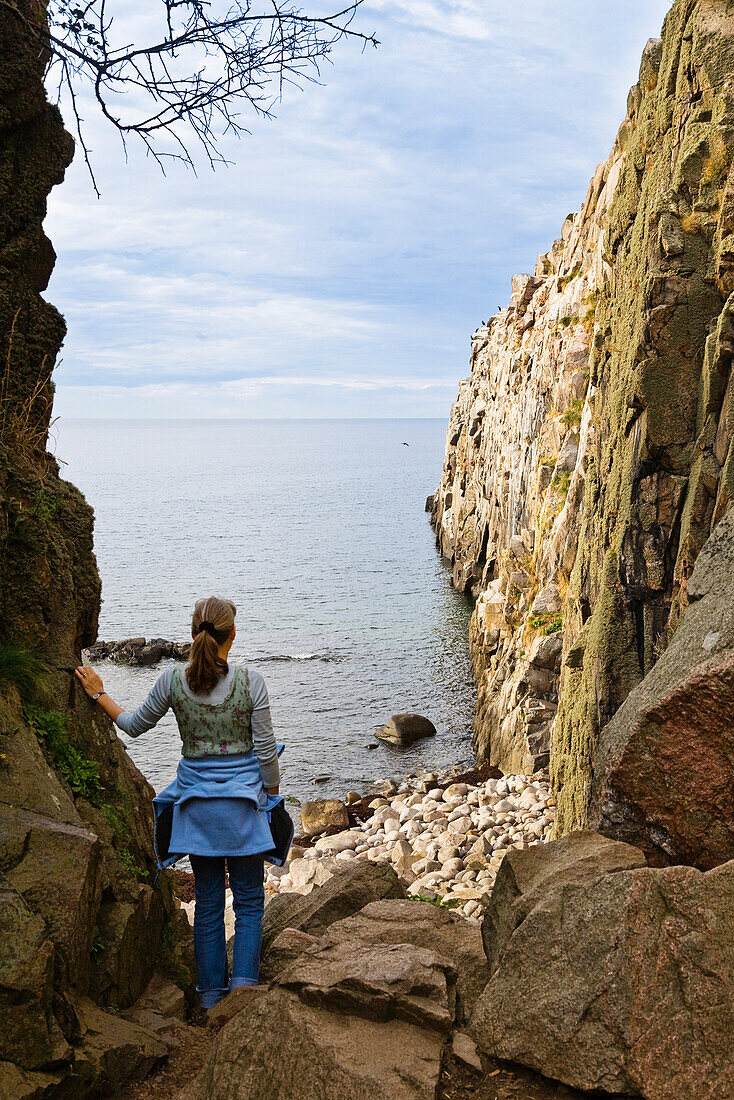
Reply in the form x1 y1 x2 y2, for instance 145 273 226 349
75 665 172 737
249 670 279 794
75 666 124 721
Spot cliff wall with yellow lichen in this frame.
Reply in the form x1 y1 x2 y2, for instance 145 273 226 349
432 0 734 834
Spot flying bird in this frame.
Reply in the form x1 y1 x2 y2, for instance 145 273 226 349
402 442 410 446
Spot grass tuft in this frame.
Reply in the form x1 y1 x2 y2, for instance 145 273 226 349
561 399 584 429
0 308 56 463
0 642 49 703
552 470 571 496
529 612 564 636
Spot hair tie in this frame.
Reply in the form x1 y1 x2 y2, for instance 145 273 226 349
197 620 216 636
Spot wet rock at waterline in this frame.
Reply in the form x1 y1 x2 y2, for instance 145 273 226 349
85 638 192 666
375 713 437 746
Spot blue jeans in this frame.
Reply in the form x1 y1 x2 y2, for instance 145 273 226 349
190 854 265 1009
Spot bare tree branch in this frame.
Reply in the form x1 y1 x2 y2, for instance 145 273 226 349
1 0 377 184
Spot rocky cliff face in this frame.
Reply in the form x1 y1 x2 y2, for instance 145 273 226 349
0 4 193 1095
432 0 734 836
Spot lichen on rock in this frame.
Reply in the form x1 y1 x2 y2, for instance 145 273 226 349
432 0 734 835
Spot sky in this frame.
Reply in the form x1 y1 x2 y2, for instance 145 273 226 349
46 0 672 420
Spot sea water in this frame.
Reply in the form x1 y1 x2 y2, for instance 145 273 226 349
55 419 476 803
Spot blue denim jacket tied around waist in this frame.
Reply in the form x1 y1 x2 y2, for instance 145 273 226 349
153 744 291 869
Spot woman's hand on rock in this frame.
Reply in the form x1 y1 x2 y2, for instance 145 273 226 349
75 665 104 698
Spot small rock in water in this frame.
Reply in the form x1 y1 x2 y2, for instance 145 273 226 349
375 713 437 747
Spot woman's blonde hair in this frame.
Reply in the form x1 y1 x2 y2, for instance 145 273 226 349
186 597 237 695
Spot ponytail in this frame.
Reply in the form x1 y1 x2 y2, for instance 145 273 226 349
185 596 236 695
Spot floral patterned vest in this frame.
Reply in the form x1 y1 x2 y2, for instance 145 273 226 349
170 666 254 758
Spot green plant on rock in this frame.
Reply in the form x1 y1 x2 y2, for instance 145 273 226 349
24 704 102 800
561 399 584 429
99 801 126 836
30 487 61 526
118 846 149 881
0 641 49 703
408 893 443 908
557 262 582 291
539 455 557 469
91 926 106 957
5 488 62 553
529 612 563 636
552 470 571 496
544 614 563 635
98 800 150 881
581 305 597 334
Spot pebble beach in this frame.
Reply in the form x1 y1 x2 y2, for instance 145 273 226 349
263 768 555 922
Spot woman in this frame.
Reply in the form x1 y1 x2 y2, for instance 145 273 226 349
75 596 281 1009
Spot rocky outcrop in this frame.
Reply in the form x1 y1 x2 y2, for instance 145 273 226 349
471 834 734 1099
261 860 406 957
589 504 734 868
192 984 446 1100
478 829 646 974
196 898 455 1100
0 3 194 1095
85 637 192 665
194 890 487 1100
431 0 734 834
305 899 489 1019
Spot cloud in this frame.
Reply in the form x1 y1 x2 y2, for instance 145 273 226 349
46 0 672 418
368 0 495 41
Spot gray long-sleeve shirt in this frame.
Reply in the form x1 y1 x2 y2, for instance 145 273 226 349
115 665 280 788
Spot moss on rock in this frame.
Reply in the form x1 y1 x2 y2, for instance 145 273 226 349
432 0 734 830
